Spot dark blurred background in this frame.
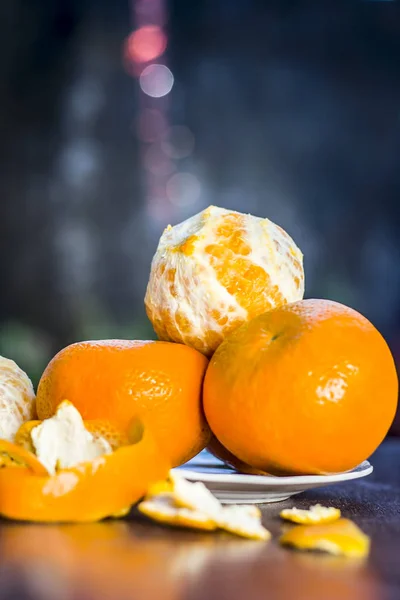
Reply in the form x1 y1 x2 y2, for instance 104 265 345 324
1 0 399 427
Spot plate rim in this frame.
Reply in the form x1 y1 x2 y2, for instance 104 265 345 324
173 460 373 486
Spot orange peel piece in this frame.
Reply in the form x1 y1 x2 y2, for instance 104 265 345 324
140 472 270 540
138 494 218 531
280 504 341 525
85 420 130 450
0 440 49 476
0 429 169 523
146 479 174 497
28 401 112 475
168 472 222 517
15 415 129 455
14 420 41 453
279 518 370 558
217 505 271 541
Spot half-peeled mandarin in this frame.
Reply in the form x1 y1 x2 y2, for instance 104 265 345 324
145 205 304 356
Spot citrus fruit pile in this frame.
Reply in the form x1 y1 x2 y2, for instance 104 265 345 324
145 205 398 475
0 204 397 525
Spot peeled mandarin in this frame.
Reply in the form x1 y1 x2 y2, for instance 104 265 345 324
0 356 36 441
145 205 304 356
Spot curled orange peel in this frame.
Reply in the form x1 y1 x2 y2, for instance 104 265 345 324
0 428 169 523
0 440 49 476
15 415 131 454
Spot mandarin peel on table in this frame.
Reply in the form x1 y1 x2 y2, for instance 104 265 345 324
35 339 210 468
0 356 36 441
139 495 218 532
139 472 271 541
279 519 370 558
203 298 398 475
280 505 341 525
167 472 222 516
145 205 304 356
216 505 270 541
0 427 169 523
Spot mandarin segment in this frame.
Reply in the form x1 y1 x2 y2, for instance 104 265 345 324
0 356 36 442
145 205 304 355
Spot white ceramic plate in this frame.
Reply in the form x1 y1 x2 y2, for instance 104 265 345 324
174 451 373 504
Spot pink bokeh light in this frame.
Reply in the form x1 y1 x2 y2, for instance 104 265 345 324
125 25 167 64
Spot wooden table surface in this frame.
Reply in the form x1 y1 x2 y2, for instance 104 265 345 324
0 440 399 600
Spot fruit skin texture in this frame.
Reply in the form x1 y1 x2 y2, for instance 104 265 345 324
145 205 304 356
203 299 399 475
207 435 268 475
36 340 210 468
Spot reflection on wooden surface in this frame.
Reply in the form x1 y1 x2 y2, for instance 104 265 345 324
0 517 379 600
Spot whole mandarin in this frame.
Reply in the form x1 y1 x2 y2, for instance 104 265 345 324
203 299 398 475
36 340 209 467
207 435 268 475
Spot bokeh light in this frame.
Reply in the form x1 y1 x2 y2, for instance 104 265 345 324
136 109 168 142
125 26 167 64
144 144 176 176
139 64 174 98
162 126 195 159
166 172 202 207
58 139 101 189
